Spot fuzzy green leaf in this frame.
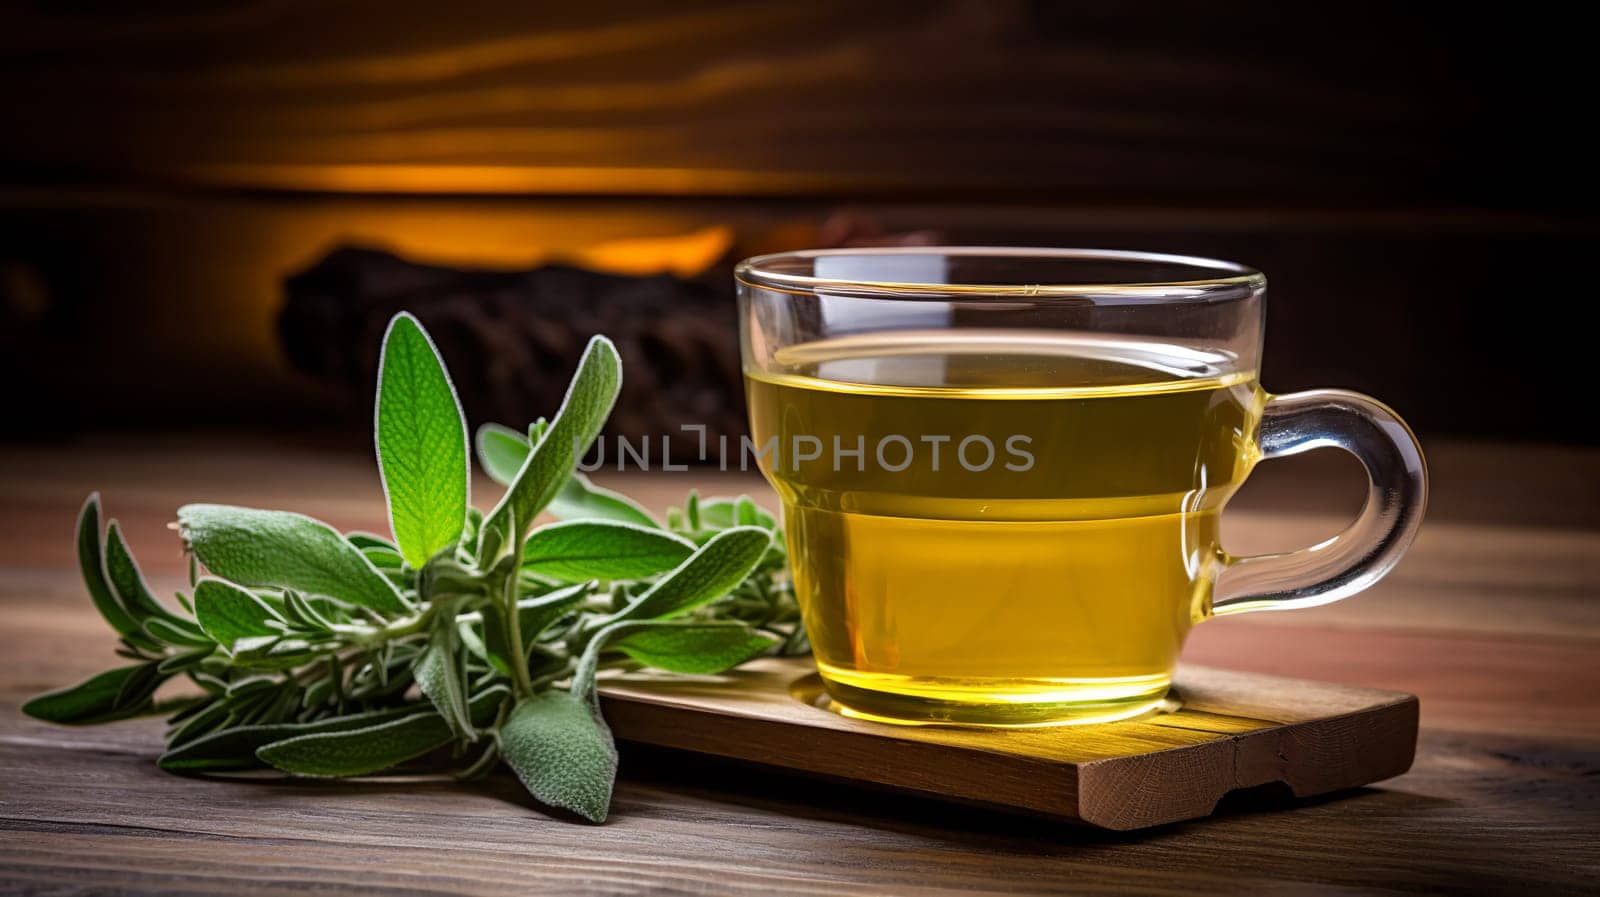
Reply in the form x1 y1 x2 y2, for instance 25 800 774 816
257 710 452 777
615 526 772 622
550 474 659 528
23 662 164 724
477 423 657 527
255 686 508 777
143 616 214 649
159 704 422 772
475 583 593 675
612 623 778 674
179 504 407 615
75 494 156 649
415 625 473 739
376 313 469 568
478 336 621 563
516 582 593 645
501 690 617 823
474 423 530 486
361 546 406 570
698 497 777 531
523 521 693 582
193 578 284 650
344 532 397 551
104 520 184 624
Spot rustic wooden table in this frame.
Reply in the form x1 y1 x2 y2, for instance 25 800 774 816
1 436 1596 896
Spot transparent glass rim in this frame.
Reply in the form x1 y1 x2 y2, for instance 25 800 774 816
735 246 1266 301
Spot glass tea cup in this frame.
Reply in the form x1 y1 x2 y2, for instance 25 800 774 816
737 248 1426 726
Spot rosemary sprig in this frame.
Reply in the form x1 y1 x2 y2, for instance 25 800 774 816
24 312 803 823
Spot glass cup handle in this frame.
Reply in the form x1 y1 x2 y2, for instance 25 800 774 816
1212 390 1428 616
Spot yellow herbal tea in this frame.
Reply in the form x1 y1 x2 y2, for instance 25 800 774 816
745 331 1264 725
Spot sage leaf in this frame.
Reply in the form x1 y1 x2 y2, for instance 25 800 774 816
255 685 508 777
104 520 185 624
476 582 593 675
611 622 778 674
165 697 231 748
23 662 163 724
156 647 215 675
282 590 335 633
76 494 156 649
193 578 285 650
699 497 777 531
523 521 693 582
376 313 469 568
550 474 658 528
474 422 530 486
478 336 621 563
500 690 617 823
159 704 421 772
476 506 514 569
415 623 474 739
344 532 397 551
142 616 214 649
179 504 408 615
515 582 593 645
258 710 452 777
615 526 772 622
478 423 657 527
361 546 406 569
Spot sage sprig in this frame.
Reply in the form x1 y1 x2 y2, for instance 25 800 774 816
24 312 804 823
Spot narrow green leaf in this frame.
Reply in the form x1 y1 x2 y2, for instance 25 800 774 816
156 647 215 674
193 578 284 650
516 582 593 645
476 507 514 569
75 494 155 649
179 505 407 615
159 704 420 772
477 423 657 527
474 422 530 486
478 336 622 563
501 691 617 823
522 521 693 582
165 698 232 748
415 625 473 739
361 546 406 569
143 616 215 649
376 312 469 568
475 582 592 676
23 663 163 724
685 491 701 530
614 526 772 622
258 710 452 777
612 622 778 674
700 497 777 531
255 686 508 777
282 590 335 633
104 520 184 624
550 474 658 528
344 532 397 551
471 609 511 678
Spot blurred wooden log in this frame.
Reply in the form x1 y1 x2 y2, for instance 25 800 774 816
279 246 747 458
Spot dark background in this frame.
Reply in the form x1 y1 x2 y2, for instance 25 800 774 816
1 1 1593 445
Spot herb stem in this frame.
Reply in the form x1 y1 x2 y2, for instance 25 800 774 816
330 607 433 648
499 572 535 699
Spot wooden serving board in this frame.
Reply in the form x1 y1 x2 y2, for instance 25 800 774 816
597 659 1418 831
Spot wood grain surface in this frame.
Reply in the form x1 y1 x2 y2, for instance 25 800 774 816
1 437 1597 895
598 660 1419 830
